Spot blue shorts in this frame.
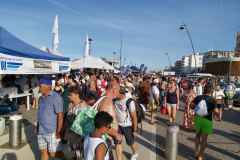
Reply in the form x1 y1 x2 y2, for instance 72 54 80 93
114 125 135 146
217 103 223 109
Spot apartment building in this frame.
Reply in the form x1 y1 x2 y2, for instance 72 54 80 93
180 55 189 73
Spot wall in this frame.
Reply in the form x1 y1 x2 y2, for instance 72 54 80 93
205 61 240 76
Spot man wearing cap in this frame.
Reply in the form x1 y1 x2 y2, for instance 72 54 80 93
114 86 138 160
35 78 70 160
149 79 160 125
126 83 136 100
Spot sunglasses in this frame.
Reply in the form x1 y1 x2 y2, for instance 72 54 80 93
106 125 111 129
38 84 47 87
68 93 75 96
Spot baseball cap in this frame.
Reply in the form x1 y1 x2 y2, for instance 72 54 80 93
126 83 133 88
153 79 159 83
106 70 109 73
119 86 128 94
35 78 52 85
52 75 56 78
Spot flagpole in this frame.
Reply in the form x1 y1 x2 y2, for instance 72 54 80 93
83 41 85 72
52 34 54 53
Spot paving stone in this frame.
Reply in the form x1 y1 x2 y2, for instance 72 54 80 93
156 101 240 160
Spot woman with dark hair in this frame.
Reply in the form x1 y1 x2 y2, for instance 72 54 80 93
183 85 197 131
54 78 64 94
67 75 77 87
61 85 86 160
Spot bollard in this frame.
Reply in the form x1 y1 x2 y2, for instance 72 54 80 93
9 111 22 147
165 122 179 160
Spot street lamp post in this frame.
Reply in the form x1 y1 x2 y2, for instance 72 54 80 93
130 62 132 66
180 22 197 81
113 52 116 67
165 52 171 67
88 38 93 56
120 34 123 67
124 58 126 65
135 64 136 67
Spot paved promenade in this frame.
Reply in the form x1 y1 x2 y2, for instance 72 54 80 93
155 102 240 160
0 101 239 160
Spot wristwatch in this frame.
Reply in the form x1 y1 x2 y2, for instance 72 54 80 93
133 130 137 132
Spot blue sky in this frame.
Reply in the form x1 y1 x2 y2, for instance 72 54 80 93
0 0 240 71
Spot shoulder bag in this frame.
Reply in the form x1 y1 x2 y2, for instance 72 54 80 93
215 91 223 104
63 102 82 143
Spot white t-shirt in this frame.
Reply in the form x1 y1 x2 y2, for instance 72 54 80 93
114 97 135 127
51 80 56 87
225 83 236 91
212 91 224 99
196 83 202 96
150 86 159 102
17 76 27 91
84 134 109 160
125 89 132 98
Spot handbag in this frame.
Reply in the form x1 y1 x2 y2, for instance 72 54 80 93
63 130 77 143
215 91 223 104
70 96 115 142
217 99 222 104
160 106 168 115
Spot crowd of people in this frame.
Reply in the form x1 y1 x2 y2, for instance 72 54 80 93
1 72 237 160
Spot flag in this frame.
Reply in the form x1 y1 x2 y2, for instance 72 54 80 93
139 64 144 73
85 34 89 56
143 67 147 74
52 15 59 49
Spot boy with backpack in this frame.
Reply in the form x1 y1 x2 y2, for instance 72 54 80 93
113 86 139 160
83 111 113 160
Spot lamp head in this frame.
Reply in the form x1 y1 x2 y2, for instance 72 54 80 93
179 26 185 29
88 38 93 41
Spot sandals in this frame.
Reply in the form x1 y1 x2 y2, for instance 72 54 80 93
149 122 156 125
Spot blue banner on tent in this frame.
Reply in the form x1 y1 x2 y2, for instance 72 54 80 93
143 67 147 74
139 64 144 73
123 66 130 75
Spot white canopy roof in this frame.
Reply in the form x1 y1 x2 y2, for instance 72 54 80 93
95 58 114 70
72 56 103 69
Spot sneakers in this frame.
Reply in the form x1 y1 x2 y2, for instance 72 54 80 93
130 153 138 160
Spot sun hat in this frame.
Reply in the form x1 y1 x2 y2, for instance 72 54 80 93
126 83 133 88
153 79 159 84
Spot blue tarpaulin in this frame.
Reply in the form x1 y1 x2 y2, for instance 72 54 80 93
0 26 69 61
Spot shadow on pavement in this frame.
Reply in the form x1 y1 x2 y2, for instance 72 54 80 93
23 119 39 160
187 137 239 160
143 113 220 160
1 153 17 160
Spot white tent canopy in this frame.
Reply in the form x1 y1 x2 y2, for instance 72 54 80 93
95 58 114 70
72 56 102 69
41 46 82 70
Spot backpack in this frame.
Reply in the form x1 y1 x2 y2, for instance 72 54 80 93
126 98 145 134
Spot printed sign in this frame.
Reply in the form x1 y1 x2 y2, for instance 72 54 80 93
0 53 70 74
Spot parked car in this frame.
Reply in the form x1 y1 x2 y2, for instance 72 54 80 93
182 79 191 89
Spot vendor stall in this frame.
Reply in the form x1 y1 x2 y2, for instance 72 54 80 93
0 26 70 74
